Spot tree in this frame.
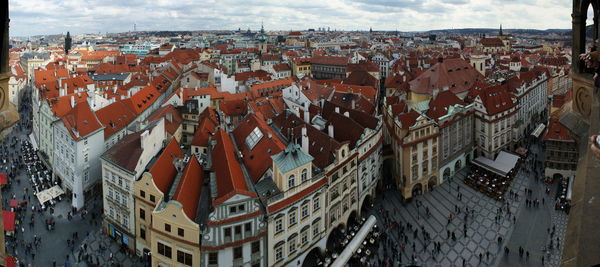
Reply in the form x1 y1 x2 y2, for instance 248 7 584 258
65 31 72 55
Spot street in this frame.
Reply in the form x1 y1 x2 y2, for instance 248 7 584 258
1 87 142 267
369 142 568 267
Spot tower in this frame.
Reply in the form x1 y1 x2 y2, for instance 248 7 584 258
65 31 72 55
257 22 267 54
0 1 20 265
499 24 503 37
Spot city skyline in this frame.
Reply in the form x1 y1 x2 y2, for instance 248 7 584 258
11 0 574 37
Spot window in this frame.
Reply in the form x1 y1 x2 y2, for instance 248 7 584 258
245 127 264 149
234 246 243 259
157 242 172 258
208 252 218 265
288 236 297 254
275 218 283 234
288 174 296 188
275 243 284 262
178 228 184 237
235 225 242 237
177 250 192 266
164 224 171 232
224 227 232 239
140 228 146 240
313 196 320 211
108 187 113 198
301 228 309 245
245 222 251 233
301 203 309 219
139 208 145 221
150 195 155 203
301 169 308 183
289 210 297 226
238 204 245 212
229 206 237 214
252 241 260 254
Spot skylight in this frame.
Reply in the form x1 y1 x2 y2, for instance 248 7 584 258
245 127 264 149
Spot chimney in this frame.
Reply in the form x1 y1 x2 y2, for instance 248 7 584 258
335 107 340 113
166 113 173 122
58 78 63 89
343 111 350 118
328 124 334 138
301 127 309 154
433 88 439 99
70 95 75 108
351 99 356 109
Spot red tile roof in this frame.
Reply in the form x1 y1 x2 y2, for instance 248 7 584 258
231 114 286 183
409 58 483 96
173 156 204 220
272 111 341 169
191 116 218 147
272 63 291 72
479 38 504 47
145 104 184 136
426 90 466 120
95 100 137 138
211 129 257 206
311 55 349 66
544 117 574 141
468 84 517 115
48 91 89 117
398 110 420 128
219 99 248 116
60 101 104 141
148 138 184 194
123 85 159 115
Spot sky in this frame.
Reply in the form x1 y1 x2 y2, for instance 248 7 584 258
10 0 574 37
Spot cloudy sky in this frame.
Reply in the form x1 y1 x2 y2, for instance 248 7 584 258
10 0 575 37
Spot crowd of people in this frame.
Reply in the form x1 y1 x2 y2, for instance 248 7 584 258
463 168 515 201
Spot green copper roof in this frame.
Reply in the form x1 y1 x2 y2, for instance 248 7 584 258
271 143 313 174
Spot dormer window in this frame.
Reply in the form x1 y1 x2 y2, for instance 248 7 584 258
288 174 296 189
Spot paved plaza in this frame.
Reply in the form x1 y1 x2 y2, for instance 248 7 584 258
370 143 568 267
1 88 142 267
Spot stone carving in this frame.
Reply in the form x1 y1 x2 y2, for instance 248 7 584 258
574 86 592 119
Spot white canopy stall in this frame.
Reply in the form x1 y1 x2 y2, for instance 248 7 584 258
35 185 65 205
472 151 520 177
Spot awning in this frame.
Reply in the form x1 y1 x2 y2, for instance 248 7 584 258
331 215 377 267
0 173 6 185
28 133 38 150
3 210 15 232
35 185 65 205
472 151 520 177
531 123 546 138
567 176 574 201
9 200 18 208
6 255 16 267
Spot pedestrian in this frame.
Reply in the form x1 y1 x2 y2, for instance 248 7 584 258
479 252 482 262
486 251 490 260
526 250 529 260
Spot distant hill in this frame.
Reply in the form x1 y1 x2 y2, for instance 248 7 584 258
416 28 570 35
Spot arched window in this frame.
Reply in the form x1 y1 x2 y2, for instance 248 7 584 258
288 174 296 189
301 169 308 183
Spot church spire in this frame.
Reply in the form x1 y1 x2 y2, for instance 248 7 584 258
499 24 503 36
